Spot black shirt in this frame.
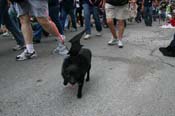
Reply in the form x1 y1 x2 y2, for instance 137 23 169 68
61 0 75 9
144 0 152 7
48 0 59 7
106 0 128 6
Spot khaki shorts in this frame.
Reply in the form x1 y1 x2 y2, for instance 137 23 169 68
14 0 48 17
105 3 130 20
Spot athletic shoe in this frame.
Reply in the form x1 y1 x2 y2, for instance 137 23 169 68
12 45 25 51
53 43 68 55
108 37 118 45
96 31 102 36
118 40 123 48
16 49 37 61
84 34 91 40
2 32 10 37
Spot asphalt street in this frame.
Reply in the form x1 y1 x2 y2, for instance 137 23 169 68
0 21 175 116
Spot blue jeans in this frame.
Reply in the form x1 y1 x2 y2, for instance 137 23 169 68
82 4 102 34
60 7 77 30
64 15 69 29
8 4 20 28
144 6 153 26
33 23 42 40
0 0 6 25
1 1 24 46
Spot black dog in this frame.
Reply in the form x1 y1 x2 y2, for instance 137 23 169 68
159 33 175 57
159 46 175 57
61 30 92 98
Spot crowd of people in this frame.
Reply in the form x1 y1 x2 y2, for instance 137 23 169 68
0 0 175 61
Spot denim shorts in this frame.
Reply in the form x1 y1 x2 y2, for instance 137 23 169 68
14 0 48 17
105 3 130 20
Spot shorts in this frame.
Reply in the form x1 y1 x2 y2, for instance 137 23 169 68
105 3 130 20
14 0 48 17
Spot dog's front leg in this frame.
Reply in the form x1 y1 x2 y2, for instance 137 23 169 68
63 80 68 86
77 81 84 98
86 66 91 82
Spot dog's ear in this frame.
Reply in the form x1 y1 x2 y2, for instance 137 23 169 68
68 30 85 56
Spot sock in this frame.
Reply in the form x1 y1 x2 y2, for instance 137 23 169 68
26 44 35 53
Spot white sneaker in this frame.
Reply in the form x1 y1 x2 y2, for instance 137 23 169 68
84 34 91 40
96 31 102 36
2 32 10 37
118 40 123 48
108 37 118 45
53 43 69 56
16 49 37 61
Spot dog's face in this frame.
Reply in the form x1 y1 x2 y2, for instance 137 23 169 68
63 65 80 85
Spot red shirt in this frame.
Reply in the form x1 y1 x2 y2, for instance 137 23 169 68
170 18 175 26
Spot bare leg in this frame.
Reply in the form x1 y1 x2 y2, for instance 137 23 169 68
36 17 64 44
107 18 117 39
117 20 125 40
19 15 33 44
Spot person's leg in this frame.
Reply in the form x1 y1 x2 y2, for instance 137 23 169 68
36 17 64 43
117 19 125 48
92 6 102 33
15 14 37 61
5 6 24 47
36 16 68 55
144 7 148 26
105 3 118 45
78 8 84 27
107 18 117 38
65 15 70 30
8 4 20 29
102 9 108 27
117 20 124 40
148 6 153 26
114 4 129 48
18 14 37 55
69 8 77 31
8 5 24 46
19 15 33 45
83 3 91 36
33 23 42 43
5 4 25 51
60 8 68 31
49 5 64 35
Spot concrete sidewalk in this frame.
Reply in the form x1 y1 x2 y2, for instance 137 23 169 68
0 22 175 116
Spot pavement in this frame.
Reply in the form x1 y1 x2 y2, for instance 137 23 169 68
0 21 175 116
